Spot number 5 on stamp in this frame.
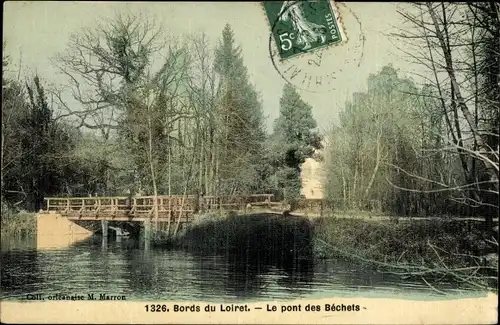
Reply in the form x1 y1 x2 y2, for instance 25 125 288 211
262 0 347 60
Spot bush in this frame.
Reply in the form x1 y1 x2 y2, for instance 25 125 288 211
313 216 498 290
1 202 36 237
314 217 496 266
175 213 315 264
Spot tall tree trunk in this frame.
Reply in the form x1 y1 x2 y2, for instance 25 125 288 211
173 150 196 236
428 2 499 230
198 123 204 195
166 135 172 236
204 133 210 196
341 170 347 208
422 11 471 185
352 159 359 209
146 109 159 233
365 132 382 199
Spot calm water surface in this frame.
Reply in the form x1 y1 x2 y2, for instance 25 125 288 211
0 235 486 302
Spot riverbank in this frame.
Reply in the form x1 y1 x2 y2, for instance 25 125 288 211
162 212 314 270
314 216 498 291
161 212 498 292
0 210 36 238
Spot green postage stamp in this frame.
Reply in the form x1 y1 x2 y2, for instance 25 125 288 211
262 0 347 60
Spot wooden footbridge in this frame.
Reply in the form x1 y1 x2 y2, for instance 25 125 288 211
39 194 332 243
44 194 278 224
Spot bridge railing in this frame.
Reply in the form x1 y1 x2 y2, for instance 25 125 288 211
44 194 277 218
45 197 132 214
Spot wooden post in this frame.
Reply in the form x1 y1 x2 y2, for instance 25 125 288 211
96 198 101 216
102 235 108 251
131 198 136 216
101 220 109 238
80 199 84 214
144 220 151 250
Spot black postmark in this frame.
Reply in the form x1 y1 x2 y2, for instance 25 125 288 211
265 1 365 93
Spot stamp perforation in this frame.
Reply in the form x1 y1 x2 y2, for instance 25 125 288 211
260 0 349 62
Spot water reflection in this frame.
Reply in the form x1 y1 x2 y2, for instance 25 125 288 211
0 235 484 302
1 249 43 298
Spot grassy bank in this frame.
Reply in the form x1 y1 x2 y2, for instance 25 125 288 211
314 216 498 291
0 210 37 238
167 212 314 266
314 217 498 262
164 211 498 291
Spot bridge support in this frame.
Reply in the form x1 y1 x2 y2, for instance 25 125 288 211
102 236 108 251
109 226 129 238
101 220 109 238
144 220 151 250
36 212 93 250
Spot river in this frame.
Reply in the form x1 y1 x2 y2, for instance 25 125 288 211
0 235 486 302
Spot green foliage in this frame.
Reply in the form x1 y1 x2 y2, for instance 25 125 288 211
387 3 499 222
2 45 113 208
1 70 94 210
214 25 246 85
173 213 314 263
275 166 302 201
325 65 463 215
43 19 270 199
314 217 498 289
214 24 267 195
0 202 36 237
472 3 500 148
268 84 322 202
275 84 322 165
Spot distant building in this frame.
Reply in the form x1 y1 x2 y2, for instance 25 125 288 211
300 139 327 199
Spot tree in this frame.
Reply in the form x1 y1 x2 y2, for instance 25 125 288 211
51 12 167 196
2 48 25 202
2 71 82 211
185 33 221 197
213 24 266 196
270 83 322 203
392 2 499 228
324 65 457 215
52 12 165 136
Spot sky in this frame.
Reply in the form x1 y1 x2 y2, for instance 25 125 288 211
3 1 424 134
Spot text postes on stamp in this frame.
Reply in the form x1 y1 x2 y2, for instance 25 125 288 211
263 1 365 93
263 0 346 61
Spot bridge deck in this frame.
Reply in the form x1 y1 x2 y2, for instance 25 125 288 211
44 194 277 222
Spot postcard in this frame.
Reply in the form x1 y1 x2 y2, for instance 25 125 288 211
2 1 498 324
